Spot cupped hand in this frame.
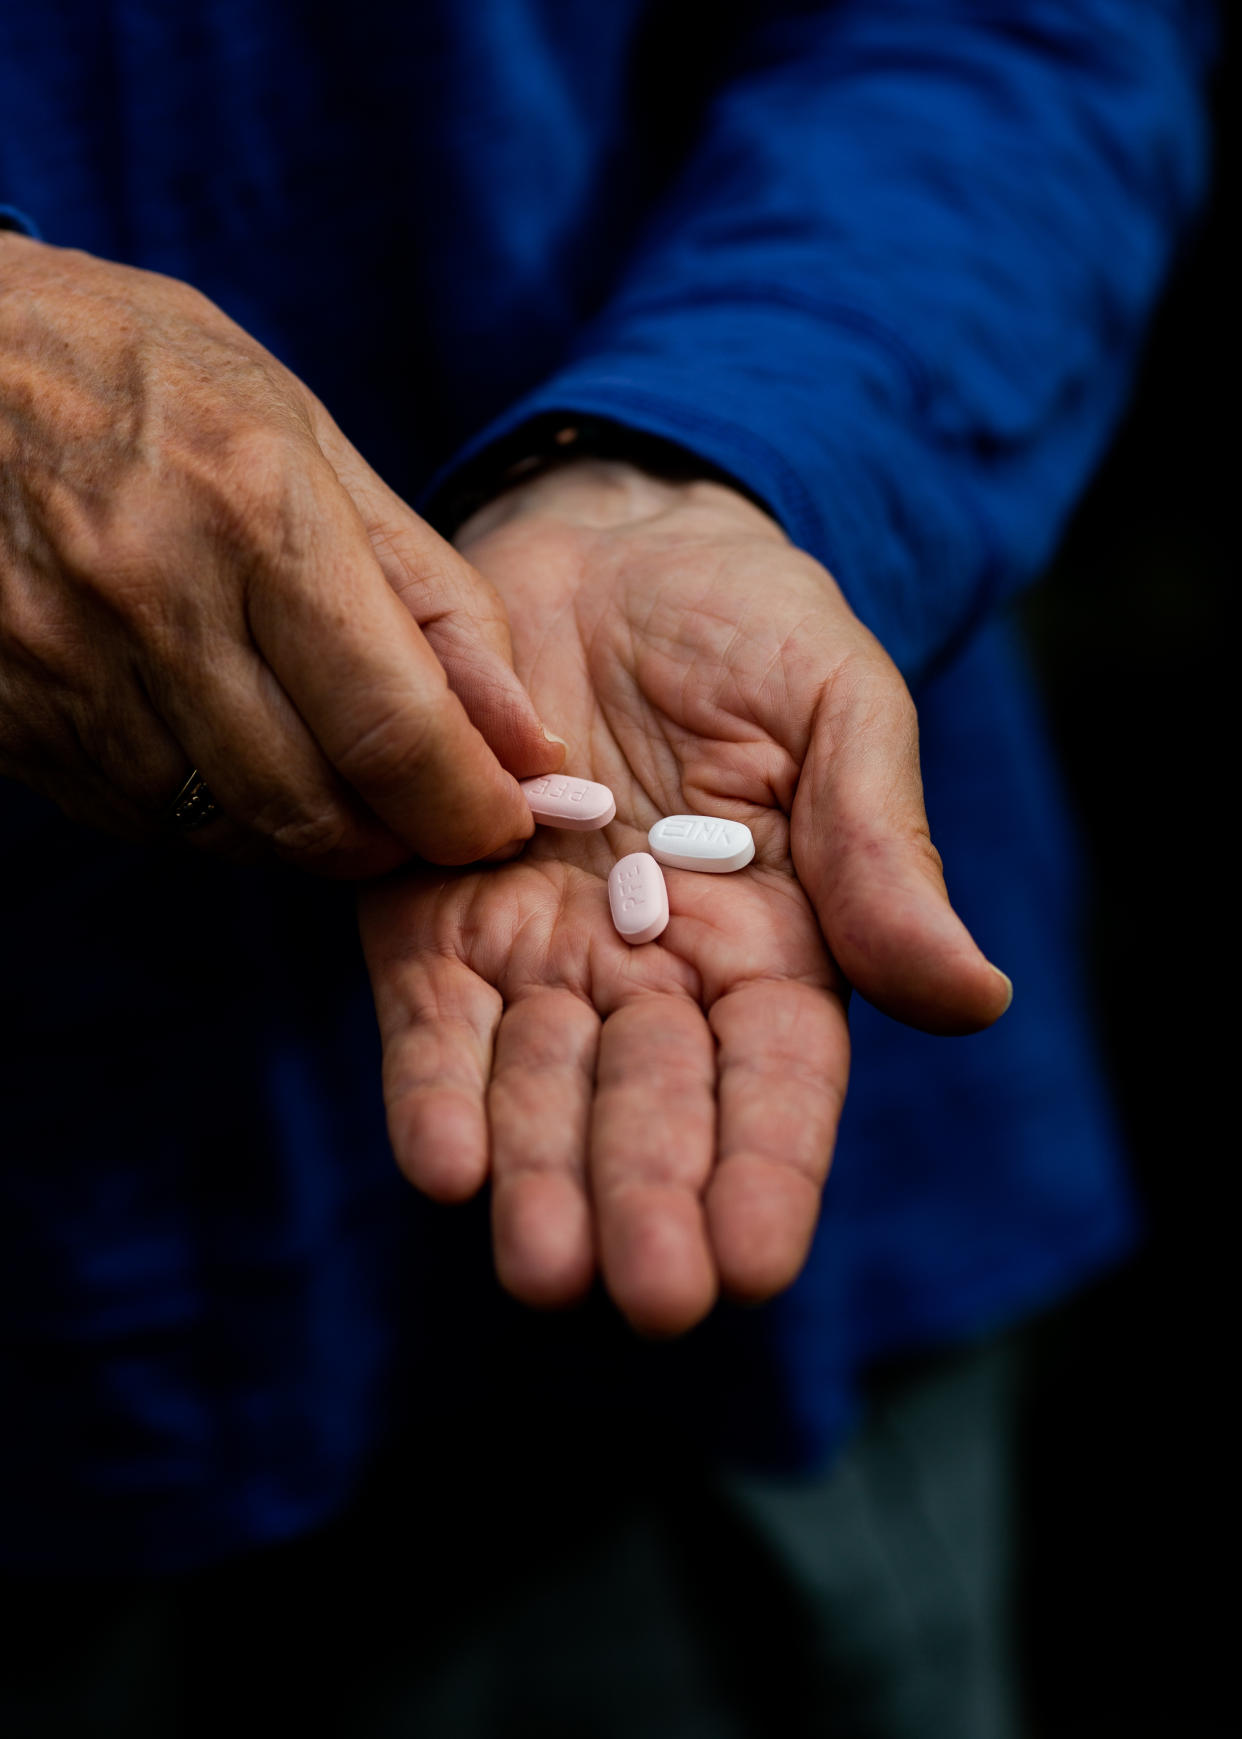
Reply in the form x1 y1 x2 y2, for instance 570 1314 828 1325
0 231 560 869
359 460 1011 1334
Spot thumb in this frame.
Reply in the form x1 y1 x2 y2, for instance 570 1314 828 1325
317 415 564 781
793 654 1012 1036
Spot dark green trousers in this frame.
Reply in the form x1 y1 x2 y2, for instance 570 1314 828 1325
0 1335 1024 1739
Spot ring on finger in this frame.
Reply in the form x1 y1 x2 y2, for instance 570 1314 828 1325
166 767 220 831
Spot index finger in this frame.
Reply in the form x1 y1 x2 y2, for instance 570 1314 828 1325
310 411 563 784
245 451 537 864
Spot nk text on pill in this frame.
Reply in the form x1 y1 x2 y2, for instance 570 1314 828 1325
647 814 755 873
607 852 670 945
520 774 616 831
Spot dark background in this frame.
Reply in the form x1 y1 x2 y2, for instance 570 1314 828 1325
1019 18 1233 1737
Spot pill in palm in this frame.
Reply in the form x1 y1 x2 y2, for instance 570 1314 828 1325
648 814 755 872
607 852 670 945
520 774 616 830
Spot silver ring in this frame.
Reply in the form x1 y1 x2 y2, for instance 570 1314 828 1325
167 768 220 831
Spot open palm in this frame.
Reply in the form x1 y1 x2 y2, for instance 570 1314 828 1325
360 464 1010 1334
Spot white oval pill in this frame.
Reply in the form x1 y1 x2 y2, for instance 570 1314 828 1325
520 774 616 830
607 852 669 945
648 814 755 873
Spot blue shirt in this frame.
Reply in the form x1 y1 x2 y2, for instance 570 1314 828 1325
0 0 1212 1572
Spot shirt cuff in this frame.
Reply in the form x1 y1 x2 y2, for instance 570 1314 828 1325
0 210 40 241
421 409 780 541
0 206 41 238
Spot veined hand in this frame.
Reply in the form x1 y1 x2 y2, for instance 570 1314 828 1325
360 460 1011 1335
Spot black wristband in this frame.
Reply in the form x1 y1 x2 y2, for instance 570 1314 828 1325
426 412 772 540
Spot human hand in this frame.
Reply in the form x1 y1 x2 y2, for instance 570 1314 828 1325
360 460 1011 1333
0 231 560 870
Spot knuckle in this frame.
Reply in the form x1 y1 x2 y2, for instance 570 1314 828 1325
30 478 184 642
90 423 311 621
360 500 502 624
217 422 293 498
384 543 493 622
117 416 312 584
335 702 522 864
270 814 405 878
335 697 441 796
209 426 308 557
260 801 351 864
364 517 439 593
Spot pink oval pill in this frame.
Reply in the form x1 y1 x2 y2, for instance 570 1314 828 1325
607 852 669 945
520 774 616 830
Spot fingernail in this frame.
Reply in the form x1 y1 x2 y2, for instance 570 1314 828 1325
541 725 568 749
988 964 1014 1013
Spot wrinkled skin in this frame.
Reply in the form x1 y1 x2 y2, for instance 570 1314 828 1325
0 231 559 870
361 461 1011 1336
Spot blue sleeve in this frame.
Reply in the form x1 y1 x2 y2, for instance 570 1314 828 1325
430 0 1213 679
0 205 40 236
